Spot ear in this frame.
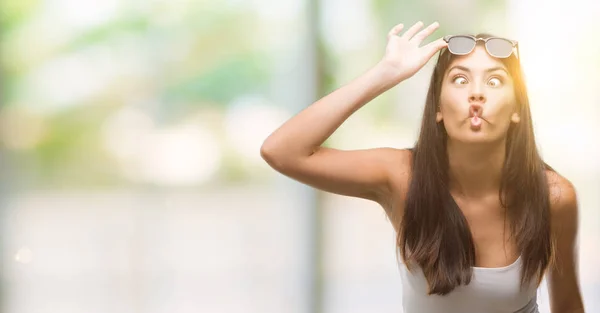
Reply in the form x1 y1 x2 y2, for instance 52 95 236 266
510 112 520 123
436 107 443 122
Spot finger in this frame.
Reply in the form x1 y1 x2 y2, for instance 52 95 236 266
387 23 405 38
422 38 448 60
412 21 440 44
401 21 425 40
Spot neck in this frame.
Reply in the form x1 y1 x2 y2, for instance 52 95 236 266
447 139 506 198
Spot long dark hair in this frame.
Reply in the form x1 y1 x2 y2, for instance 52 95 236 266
397 33 554 295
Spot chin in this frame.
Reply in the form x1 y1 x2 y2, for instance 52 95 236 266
456 136 496 144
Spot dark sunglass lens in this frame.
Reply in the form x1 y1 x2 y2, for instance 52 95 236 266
486 38 513 58
448 36 475 55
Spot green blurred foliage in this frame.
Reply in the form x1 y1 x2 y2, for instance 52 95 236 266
0 0 39 30
1 0 271 187
0 0 507 187
164 53 269 107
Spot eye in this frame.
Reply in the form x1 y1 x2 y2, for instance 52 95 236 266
452 76 468 85
488 77 502 87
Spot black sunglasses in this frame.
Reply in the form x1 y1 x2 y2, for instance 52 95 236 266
443 35 519 59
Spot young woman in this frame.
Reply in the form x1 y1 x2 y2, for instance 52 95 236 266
260 21 585 313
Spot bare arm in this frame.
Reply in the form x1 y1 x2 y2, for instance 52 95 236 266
546 172 585 313
261 62 406 202
260 21 447 204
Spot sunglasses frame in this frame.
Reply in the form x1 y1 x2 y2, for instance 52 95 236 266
443 35 519 59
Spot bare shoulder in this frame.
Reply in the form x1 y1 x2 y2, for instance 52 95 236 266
544 170 585 313
545 170 578 225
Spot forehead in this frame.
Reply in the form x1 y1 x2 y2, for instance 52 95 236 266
447 46 507 72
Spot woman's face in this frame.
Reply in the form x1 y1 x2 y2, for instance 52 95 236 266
437 46 520 144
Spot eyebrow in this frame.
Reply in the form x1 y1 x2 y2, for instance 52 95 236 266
447 65 509 76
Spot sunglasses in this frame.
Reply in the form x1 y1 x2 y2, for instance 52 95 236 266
443 35 519 59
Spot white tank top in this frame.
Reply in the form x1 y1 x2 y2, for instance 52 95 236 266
399 256 539 313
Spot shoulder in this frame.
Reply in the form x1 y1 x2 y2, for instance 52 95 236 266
545 170 578 229
544 170 585 313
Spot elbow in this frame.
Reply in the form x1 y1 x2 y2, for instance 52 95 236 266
260 140 285 170
259 138 275 161
260 139 305 173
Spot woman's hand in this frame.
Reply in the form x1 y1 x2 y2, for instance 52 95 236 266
380 21 447 82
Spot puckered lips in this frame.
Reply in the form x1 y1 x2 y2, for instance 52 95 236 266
468 104 483 130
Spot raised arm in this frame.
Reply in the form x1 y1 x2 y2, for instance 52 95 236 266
260 21 447 205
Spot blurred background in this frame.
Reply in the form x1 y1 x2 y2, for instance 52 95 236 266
1 0 599 312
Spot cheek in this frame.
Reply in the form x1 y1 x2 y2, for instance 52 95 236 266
489 92 517 117
439 89 467 115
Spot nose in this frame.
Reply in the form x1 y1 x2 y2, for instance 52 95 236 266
469 91 486 104
468 81 486 103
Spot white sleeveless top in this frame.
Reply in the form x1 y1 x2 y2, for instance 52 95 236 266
399 256 539 313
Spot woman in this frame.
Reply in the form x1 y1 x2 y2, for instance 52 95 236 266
260 21 585 313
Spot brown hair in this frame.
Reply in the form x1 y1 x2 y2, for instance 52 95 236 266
397 33 554 295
